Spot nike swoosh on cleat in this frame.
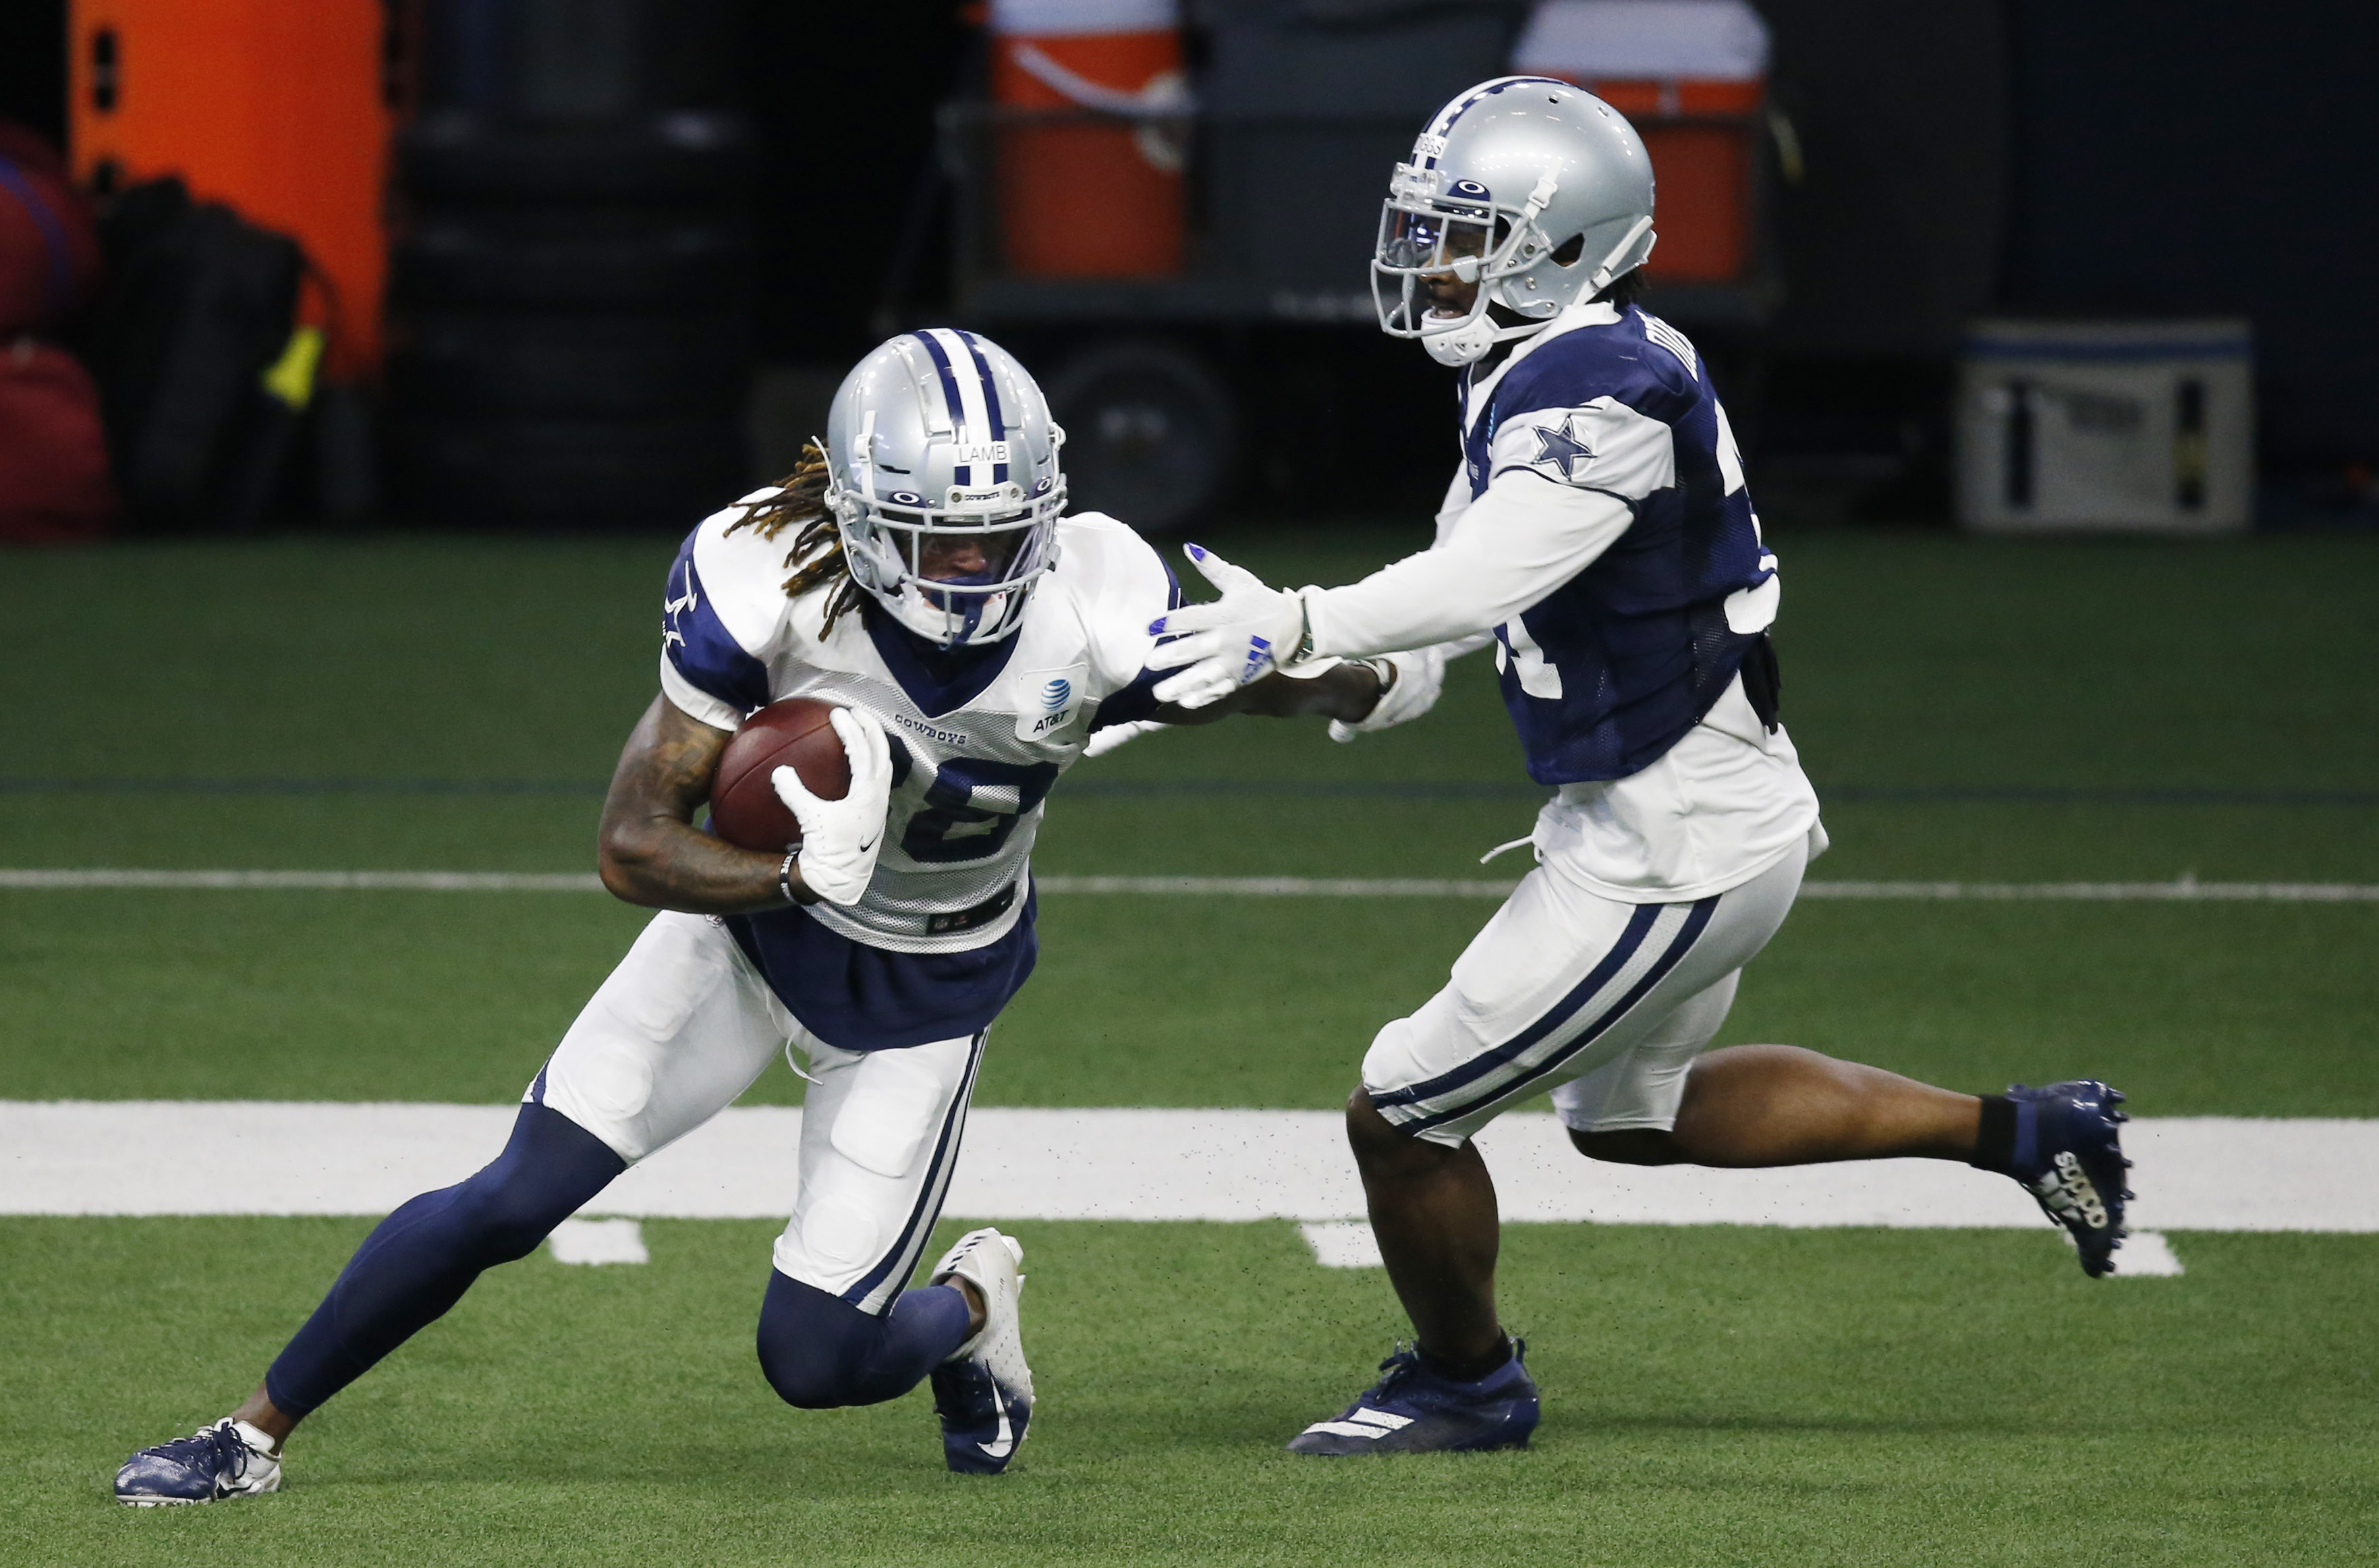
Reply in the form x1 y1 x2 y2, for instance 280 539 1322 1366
978 1401 1013 1459
856 836 879 853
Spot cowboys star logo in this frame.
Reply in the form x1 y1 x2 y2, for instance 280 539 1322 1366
1529 414 1596 480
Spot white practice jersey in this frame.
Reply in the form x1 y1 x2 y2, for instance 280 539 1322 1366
659 504 1176 954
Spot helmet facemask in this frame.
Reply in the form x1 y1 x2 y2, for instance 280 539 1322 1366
1372 78 1664 366
1373 167 1567 366
829 409 1067 649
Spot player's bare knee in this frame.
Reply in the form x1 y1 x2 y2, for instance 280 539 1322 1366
1345 1088 1395 1148
1571 1127 1685 1165
1347 1088 1448 1173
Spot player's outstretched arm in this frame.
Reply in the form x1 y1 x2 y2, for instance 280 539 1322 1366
596 694 824 914
1150 663 1384 728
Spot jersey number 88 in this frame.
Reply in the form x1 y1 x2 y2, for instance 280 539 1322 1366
898 758 1061 864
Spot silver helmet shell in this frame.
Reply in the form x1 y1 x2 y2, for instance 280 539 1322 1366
821 329 1067 648
1372 76 1658 366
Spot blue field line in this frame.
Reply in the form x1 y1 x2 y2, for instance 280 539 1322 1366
3 777 2376 807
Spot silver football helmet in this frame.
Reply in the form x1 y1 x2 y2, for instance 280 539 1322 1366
822 329 1067 648
1372 76 1658 366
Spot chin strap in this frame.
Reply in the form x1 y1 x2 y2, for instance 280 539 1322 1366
1587 215 1656 293
1424 312 1554 366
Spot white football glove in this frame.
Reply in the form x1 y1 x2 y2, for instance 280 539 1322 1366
1145 544 1310 710
1083 719 1169 758
771 707 894 907
1328 646 1446 743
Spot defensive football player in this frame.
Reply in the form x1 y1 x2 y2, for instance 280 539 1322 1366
1144 79 2135 1456
114 330 1389 1503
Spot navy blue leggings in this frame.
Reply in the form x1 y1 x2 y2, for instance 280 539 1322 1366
266 1103 970 1417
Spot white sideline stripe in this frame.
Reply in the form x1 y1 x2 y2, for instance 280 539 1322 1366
5 1104 2377 1233
5 869 2379 901
547 1218 648 1266
1302 1220 1386 1268
2112 1232 2184 1277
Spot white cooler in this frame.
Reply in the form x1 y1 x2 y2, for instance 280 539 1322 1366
1955 318 2254 534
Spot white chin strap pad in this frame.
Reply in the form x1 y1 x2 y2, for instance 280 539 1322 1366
1424 314 1502 366
1424 312 1555 368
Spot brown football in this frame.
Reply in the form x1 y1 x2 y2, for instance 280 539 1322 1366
707 697 851 851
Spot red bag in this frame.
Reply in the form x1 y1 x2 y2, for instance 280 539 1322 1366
0 337 117 542
0 125 103 337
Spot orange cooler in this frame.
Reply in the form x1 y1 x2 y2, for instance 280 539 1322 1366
990 0 1185 278
1513 0 1768 283
68 0 394 370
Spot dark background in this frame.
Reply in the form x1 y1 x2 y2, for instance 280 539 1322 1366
7 0 2374 522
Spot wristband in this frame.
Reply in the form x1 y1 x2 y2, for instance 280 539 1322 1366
778 849 800 905
1291 590 1318 667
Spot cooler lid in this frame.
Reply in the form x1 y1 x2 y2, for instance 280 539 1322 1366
1963 318 2254 360
1512 0 1769 82
990 0 1179 36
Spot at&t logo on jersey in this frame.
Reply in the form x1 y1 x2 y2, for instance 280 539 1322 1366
1015 669 1085 741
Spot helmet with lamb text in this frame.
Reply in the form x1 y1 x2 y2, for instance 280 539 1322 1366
822 330 1067 648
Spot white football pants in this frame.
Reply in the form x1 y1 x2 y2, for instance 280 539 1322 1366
530 911 982 1313
1364 837 1807 1148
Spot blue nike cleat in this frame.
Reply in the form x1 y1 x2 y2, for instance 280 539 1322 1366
1287 1340 1539 1455
928 1228 1034 1474
2005 1080 2133 1277
115 1419 282 1507
930 1355 1032 1476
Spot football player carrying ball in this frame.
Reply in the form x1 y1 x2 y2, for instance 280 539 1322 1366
113 330 1388 1504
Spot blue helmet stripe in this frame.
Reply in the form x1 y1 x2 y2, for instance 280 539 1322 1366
910 331 974 484
956 329 1011 483
1423 74 1575 169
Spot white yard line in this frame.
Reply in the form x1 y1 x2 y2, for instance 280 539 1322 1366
0 870 606 891
547 1218 649 1265
4 1102 2374 1233
1297 1219 2198 1272
4 869 2378 901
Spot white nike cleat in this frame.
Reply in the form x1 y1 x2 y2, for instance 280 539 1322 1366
927 1227 1033 1474
114 1418 282 1505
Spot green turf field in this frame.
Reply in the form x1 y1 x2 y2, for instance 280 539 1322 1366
3 527 2376 1564
7 1216 2376 1568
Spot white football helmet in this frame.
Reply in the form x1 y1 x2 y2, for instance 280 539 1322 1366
822 329 1067 648
1373 76 1658 366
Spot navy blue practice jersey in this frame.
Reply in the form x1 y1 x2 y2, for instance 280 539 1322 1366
1457 304 1779 783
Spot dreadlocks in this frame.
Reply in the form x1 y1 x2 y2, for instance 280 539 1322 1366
723 440 865 637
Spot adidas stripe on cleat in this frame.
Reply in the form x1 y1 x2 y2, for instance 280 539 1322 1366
2005 1080 2133 1278
1288 1341 1539 1456
114 1419 282 1507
